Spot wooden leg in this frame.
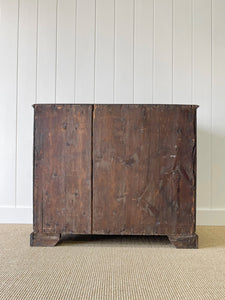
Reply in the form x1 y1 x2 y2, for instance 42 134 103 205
30 232 61 247
168 234 198 249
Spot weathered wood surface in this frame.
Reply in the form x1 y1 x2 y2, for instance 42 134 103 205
30 232 61 247
93 105 197 236
31 104 198 248
168 234 198 249
32 104 92 237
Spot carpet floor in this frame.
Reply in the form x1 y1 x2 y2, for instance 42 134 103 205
0 225 224 300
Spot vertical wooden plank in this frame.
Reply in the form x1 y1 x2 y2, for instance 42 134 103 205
37 0 57 103
93 105 197 235
212 0 225 209
16 0 37 207
154 0 173 104
193 0 211 209
173 0 192 103
0 0 18 207
114 0 134 103
75 0 95 103
33 105 92 234
56 0 76 103
134 0 153 103
95 0 114 103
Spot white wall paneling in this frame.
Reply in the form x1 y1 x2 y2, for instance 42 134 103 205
153 0 173 103
173 0 192 103
0 207 32 224
75 0 95 103
1 0 225 225
114 0 134 103
56 0 76 103
0 0 18 207
95 0 114 103
134 0 153 103
16 0 37 208
193 0 212 209
212 0 225 210
37 0 57 103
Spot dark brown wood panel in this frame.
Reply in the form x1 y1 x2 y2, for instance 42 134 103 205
33 104 92 234
93 104 197 236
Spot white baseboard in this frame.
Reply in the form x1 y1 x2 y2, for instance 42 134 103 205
196 209 225 226
0 207 224 226
0 207 32 224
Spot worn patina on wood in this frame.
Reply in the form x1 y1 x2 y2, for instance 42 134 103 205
31 104 92 246
31 104 198 248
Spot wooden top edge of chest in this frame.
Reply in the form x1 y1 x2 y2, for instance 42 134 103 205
32 104 199 109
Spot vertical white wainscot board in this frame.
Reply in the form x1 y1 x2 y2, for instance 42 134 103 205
134 0 153 103
173 0 192 103
154 0 172 104
0 0 18 207
37 0 57 103
212 0 225 209
114 0 134 103
193 0 212 210
75 0 95 103
95 0 114 103
16 0 37 207
56 0 76 103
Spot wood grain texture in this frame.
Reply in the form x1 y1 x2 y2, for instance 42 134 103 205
93 104 198 236
30 232 61 247
168 233 198 249
33 104 92 235
32 104 198 248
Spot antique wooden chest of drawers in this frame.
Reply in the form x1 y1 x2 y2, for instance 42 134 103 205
31 104 198 248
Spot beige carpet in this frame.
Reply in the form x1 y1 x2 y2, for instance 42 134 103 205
0 225 224 300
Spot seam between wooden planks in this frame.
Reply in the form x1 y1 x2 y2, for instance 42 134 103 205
90 105 95 234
